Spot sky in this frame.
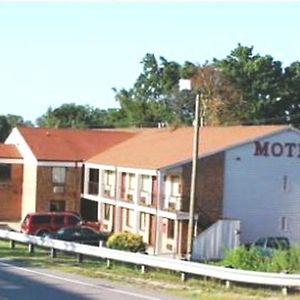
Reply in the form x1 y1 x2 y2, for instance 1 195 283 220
0 1 300 123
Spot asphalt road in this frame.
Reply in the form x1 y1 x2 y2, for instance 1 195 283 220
0 259 180 300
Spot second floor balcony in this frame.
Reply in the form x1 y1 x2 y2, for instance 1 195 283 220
102 184 115 199
164 195 182 211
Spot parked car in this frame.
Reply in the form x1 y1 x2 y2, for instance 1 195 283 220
47 225 110 246
251 236 290 257
21 211 102 236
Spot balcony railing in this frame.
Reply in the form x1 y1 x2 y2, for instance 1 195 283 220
165 195 182 211
102 184 115 199
139 191 151 206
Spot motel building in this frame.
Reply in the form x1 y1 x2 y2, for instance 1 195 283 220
81 125 300 256
1 125 300 257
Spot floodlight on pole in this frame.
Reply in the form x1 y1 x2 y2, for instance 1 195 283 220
179 79 200 260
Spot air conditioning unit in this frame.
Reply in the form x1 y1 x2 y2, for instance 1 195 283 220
140 196 146 204
126 193 133 201
104 189 111 197
166 244 173 251
168 202 176 210
53 186 64 193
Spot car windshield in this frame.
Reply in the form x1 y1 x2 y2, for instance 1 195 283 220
267 238 289 250
254 238 265 247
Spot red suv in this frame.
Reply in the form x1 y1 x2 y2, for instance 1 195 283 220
21 212 102 236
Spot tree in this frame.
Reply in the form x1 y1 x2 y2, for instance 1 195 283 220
281 62 300 126
0 116 11 142
114 53 247 127
114 54 184 127
0 114 31 142
186 63 245 126
213 44 285 124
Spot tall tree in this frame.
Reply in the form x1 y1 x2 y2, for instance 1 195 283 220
0 114 30 142
114 54 197 127
282 62 300 126
36 103 122 129
213 44 285 124
0 116 11 142
189 64 245 126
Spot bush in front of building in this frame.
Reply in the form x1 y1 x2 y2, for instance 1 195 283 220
221 245 300 273
222 246 263 271
106 231 146 253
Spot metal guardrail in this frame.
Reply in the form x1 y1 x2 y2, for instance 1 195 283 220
1 229 300 291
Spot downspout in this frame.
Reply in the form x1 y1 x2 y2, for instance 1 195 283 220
155 169 161 255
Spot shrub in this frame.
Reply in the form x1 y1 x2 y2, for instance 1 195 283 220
222 245 300 273
222 246 263 271
106 231 146 253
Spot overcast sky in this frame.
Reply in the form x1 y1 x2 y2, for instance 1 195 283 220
0 1 299 123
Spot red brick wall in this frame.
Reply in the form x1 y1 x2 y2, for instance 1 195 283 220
35 166 82 213
181 152 225 228
0 164 23 221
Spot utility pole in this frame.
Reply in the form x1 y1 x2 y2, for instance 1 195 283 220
187 92 200 260
179 79 201 260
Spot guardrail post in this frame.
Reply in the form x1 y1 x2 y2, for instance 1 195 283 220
225 280 231 289
181 272 186 282
50 248 57 259
9 240 15 249
282 287 288 295
77 253 83 264
28 243 34 254
141 265 145 274
107 259 111 268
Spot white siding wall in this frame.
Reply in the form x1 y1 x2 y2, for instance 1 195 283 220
223 130 300 244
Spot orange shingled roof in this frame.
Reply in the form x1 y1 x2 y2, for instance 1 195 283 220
88 125 288 169
0 144 22 159
18 127 138 161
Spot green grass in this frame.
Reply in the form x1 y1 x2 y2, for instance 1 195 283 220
0 240 299 299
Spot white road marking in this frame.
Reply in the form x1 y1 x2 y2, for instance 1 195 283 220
0 261 162 300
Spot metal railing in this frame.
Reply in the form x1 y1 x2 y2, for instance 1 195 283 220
0 229 300 292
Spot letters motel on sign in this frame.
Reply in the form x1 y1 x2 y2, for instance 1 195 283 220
254 141 300 158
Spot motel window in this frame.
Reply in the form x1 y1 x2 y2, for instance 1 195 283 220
171 175 181 196
283 175 288 191
128 173 135 190
126 208 133 228
139 212 146 231
0 164 11 182
89 168 99 183
104 204 110 221
50 200 66 212
104 170 114 186
141 175 150 192
167 219 175 239
281 216 288 231
52 167 66 185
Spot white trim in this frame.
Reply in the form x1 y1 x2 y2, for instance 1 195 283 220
5 128 37 163
85 163 157 176
0 159 23 164
116 201 135 209
117 167 157 176
81 194 99 202
38 161 83 167
85 163 116 171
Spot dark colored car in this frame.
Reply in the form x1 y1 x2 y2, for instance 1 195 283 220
48 226 110 246
21 212 102 236
252 236 290 257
